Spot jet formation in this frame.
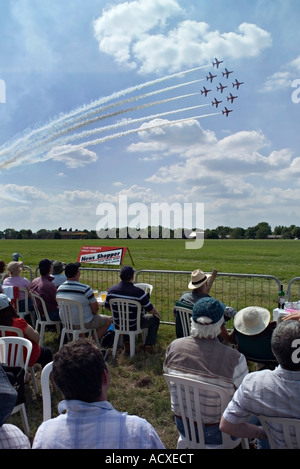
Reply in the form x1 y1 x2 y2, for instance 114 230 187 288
200 58 244 117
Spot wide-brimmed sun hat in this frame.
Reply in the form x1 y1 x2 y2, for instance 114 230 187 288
188 269 211 290
234 306 270 336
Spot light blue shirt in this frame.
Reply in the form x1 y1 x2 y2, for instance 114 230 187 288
32 400 165 449
222 365 300 448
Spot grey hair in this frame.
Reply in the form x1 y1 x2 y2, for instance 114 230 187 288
271 320 300 371
190 315 224 339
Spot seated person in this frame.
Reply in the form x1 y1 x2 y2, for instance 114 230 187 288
105 266 160 353
232 306 277 367
174 269 236 344
3 261 33 313
0 293 53 368
30 259 60 321
51 261 67 288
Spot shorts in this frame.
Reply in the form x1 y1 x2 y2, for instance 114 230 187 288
84 314 111 329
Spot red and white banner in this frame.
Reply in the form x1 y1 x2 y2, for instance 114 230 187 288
77 246 127 265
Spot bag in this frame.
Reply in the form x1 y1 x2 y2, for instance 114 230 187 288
101 329 115 349
2 365 26 405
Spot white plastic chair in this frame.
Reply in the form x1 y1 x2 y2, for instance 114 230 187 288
0 336 33 437
56 297 101 350
134 283 153 296
164 373 249 449
258 414 300 449
31 292 61 346
0 326 38 395
16 287 35 326
109 298 145 358
174 306 192 337
41 361 53 421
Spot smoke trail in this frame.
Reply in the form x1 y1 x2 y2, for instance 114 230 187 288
77 112 220 148
59 103 211 145
0 92 201 166
0 67 207 157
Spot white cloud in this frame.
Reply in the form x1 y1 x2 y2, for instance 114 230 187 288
93 1 272 73
46 145 98 168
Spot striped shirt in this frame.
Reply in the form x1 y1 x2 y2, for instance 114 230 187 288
56 280 96 324
222 365 300 449
163 336 248 423
32 400 165 449
105 281 153 330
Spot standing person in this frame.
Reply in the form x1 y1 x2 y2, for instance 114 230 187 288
0 294 52 368
220 320 300 449
56 262 111 340
51 261 67 288
3 261 33 313
0 366 31 449
105 265 160 353
163 296 249 446
174 269 236 343
30 259 60 321
32 339 165 449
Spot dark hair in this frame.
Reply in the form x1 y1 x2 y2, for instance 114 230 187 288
39 259 52 276
0 261 6 274
120 265 134 281
52 339 107 402
0 303 18 326
271 320 300 371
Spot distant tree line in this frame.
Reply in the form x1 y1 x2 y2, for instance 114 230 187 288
1 222 300 240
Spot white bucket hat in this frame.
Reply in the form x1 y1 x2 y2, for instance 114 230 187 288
234 306 270 335
188 269 212 290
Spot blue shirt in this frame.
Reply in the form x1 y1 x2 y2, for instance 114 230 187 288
222 365 300 448
32 400 165 449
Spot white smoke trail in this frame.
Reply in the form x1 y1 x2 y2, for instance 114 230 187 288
0 92 201 166
77 112 220 148
0 67 207 158
59 103 211 145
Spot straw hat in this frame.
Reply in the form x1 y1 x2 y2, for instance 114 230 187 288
234 306 270 335
188 269 211 290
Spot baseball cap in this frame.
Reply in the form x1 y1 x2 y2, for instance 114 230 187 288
192 297 226 324
65 262 81 278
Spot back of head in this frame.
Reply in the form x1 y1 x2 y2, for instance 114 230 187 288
120 265 134 281
191 296 225 339
52 261 65 275
271 320 300 370
39 258 52 276
7 261 23 276
52 339 106 402
64 262 81 278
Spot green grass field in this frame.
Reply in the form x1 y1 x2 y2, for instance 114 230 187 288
3 238 300 448
1 237 300 281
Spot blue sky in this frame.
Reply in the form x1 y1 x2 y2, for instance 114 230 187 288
1 0 300 233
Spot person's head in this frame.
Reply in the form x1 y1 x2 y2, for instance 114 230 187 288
234 306 270 336
0 293 17 326
190 296 225 339
12 252 22 262
52 261 65 275
64 262 81 279
188 269 211 293
6 261 23 277
39 259 53 276
271 320 300 371
52 339 109 402
120 265 135 282
0 260 6 274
